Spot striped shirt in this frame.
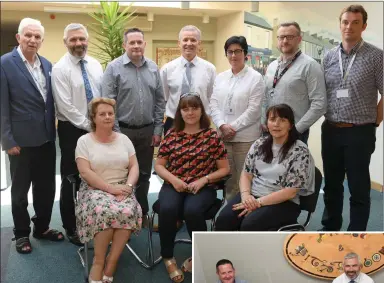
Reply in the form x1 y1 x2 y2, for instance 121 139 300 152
323 40 383 124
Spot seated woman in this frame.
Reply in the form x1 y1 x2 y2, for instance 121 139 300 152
75 98 142 283
215 103 315 231
155 93 230 283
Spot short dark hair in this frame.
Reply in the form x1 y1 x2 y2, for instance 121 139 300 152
216 259 234 271
278 21 301 36
124 27 144 43
173 94 211 132
339 4 368 25
224 36 248 57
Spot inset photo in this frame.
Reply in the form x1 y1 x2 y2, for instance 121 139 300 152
193 232 384 282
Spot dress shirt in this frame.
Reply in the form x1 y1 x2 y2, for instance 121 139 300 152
210 65 265 142
52 52 103 131
17 46 47 102
161 55 216 118
101 53 165 136
332 272 374 283
262 52 327 133
323 40 383 124
217 278 247 283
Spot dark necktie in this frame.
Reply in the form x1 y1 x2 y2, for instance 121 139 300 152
181 61 193 96
80 59 94 103
349 280 356 283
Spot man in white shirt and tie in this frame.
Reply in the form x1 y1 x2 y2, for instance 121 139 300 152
333 252 374 283
160 25 216 135
51 23 103 246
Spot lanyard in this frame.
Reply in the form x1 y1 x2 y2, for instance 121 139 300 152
226 67 247 110
273 50 302 88
338 40 364 87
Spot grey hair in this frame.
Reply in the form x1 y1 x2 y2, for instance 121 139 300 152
278 21 302 36
344 252 361 264
18 18 45 37
179 25 201 41
63 23 89 41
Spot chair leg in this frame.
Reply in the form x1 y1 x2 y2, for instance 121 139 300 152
149 211 162 266
77 242 90 282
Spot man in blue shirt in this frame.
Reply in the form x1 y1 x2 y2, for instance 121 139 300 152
216 259 247 283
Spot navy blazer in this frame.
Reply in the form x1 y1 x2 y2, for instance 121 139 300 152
1 47 56 151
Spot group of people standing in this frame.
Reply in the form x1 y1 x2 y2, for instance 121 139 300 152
1 3 382 283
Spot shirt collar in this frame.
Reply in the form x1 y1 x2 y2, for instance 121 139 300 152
343 272 361 282
230 65 248 78
123 53 147 66
278 49 301 64
340 39 363 55
17 45 40 68
180 55 199 67
67 52 89 64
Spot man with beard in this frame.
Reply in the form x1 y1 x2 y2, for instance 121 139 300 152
216 259 247 283
262 21 326 144
52 23 103 246
333 252 374 283
160 25 216 135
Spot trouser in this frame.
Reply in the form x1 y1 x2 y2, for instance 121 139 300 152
224 141 254 200
58 121 87 233
321 120 376 231
9 141 56 238
120 124 154 215
163 117 174 136
215 193 300 231
158 183 216 258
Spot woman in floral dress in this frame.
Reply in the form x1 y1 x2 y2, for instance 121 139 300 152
75 97 142 283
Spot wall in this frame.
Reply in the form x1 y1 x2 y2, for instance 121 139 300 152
194 233 384 283
215 11 245 73
0 10 217 64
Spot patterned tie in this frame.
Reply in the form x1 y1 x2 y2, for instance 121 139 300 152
181 61 193 96
80 59 93 103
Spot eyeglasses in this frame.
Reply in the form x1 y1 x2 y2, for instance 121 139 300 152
180 92 200 99
277 35 298 41
226 49 244 56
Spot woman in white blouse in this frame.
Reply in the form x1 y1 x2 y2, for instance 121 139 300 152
210 36 265 200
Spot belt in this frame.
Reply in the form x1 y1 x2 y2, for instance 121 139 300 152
327 120 374 128
118 121 153 129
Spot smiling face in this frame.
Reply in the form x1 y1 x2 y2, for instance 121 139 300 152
267 111 292 141
16 24 43 57
216 264 236 283
340 11 367 43
124 32 146 61
343 257 362 280
65 28 88 58
179 30 200 60
93 103 115 130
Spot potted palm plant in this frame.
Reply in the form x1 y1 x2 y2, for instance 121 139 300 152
88 1 137 67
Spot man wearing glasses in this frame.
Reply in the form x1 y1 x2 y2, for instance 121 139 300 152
262 21 326 144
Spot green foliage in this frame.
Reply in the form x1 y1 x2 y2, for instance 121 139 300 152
88 1 137 67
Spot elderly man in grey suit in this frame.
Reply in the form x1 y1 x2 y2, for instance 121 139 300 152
1 18 63 254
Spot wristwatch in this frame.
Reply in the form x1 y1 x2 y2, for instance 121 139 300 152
257 198 263 207
126 183 133 188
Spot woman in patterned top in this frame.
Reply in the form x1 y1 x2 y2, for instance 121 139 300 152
215 103 315 231
155 93 230 282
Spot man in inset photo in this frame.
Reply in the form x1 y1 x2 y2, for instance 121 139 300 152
216 259 247 283
333 252 374 283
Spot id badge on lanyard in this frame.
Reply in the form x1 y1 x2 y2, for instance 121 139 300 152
337 40 364 98
225 76 241 115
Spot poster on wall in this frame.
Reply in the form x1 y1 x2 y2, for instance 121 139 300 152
284 233 384 280
156 47 207 69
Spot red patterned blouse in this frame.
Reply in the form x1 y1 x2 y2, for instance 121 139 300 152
157 128 227 183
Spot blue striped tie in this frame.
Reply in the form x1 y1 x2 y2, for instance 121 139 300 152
181 62 193 96
80 59 93 103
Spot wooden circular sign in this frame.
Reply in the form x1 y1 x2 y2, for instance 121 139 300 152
284 233 384 281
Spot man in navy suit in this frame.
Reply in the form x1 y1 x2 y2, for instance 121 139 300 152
1 18 64 254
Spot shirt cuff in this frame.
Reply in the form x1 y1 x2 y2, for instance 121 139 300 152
154 126 163 136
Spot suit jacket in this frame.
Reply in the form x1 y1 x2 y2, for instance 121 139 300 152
1 47 56 151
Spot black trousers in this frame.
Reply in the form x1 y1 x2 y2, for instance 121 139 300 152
158 183 216 258
120 124 154 215
215 193 300 231
321 121 376 231
163 117 174 136
58 121 87 233
9 141 56 238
